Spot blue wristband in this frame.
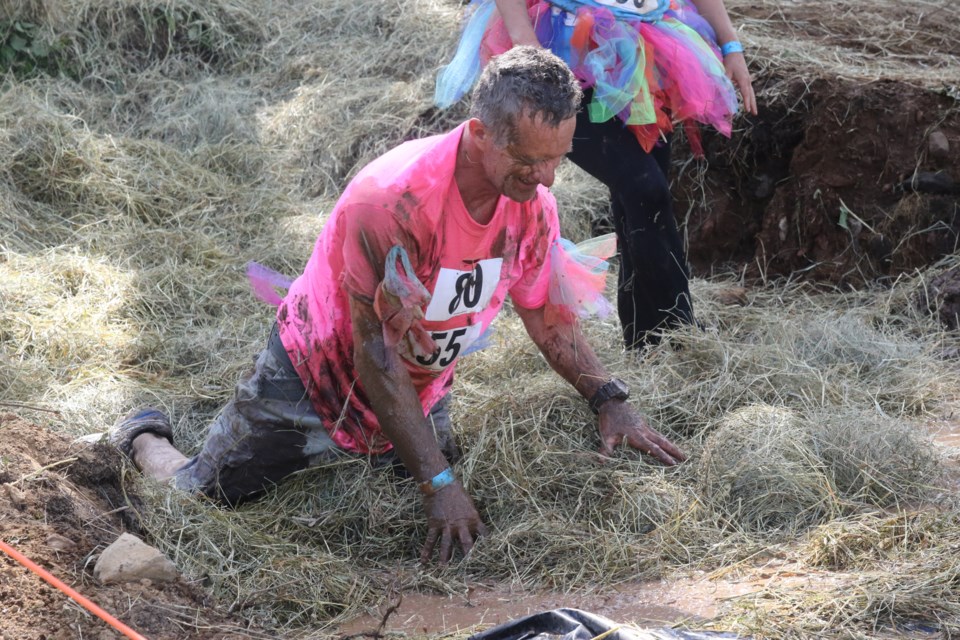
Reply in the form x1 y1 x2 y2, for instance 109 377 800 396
419 467 456 495
720 41 744 57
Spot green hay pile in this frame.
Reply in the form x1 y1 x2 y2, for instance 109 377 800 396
700 405 841 533
638 280 955 439
3 0 960 637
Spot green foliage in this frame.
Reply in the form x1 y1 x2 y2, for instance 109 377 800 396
140 6 219 62
0 20 73 80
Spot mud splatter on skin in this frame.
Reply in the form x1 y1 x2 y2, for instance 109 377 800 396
541 329 582 365
351 310 415 452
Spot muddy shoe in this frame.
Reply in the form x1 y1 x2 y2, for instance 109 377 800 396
109 408 174 459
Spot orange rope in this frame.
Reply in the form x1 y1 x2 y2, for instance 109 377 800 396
0 538 149 640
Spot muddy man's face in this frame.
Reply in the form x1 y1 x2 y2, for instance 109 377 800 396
482 113 576 203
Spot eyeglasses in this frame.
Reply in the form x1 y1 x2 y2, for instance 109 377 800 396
499 143 567 171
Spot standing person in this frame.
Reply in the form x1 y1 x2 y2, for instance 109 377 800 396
111 47 686 566
437 0 758 348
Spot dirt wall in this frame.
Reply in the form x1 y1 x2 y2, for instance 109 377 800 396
680 76 959 287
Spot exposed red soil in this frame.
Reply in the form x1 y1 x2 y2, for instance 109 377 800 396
681 79 959 290
0 413 253 640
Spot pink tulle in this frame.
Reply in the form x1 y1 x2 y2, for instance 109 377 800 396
545 234 616 325
638 20 735 134
246 261 293 306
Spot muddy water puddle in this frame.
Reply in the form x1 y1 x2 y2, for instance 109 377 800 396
337 567 826 636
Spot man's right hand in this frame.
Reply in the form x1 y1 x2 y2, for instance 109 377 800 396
420 481 487 564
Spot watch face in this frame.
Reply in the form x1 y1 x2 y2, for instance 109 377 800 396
590 378 630 413
609 378 629 399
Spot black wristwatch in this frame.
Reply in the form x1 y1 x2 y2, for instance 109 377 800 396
588 378 630 414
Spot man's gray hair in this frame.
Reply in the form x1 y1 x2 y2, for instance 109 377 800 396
470 46 582 146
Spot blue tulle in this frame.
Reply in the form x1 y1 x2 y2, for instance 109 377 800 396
435 0 497 108
549 9 573 64
462 323 496 356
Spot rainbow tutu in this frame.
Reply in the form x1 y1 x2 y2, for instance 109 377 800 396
436 0 739 153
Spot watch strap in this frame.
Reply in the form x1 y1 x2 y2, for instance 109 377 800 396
588 378 630 415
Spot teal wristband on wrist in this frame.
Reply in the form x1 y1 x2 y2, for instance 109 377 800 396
720 41 744 56
419 467 455 496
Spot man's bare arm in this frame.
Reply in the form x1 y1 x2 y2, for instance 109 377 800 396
349 296 486 562
514 304 686 465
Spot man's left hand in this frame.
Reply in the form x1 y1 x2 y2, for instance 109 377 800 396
597 401 686 466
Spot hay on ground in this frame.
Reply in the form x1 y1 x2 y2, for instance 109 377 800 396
2 0 960 636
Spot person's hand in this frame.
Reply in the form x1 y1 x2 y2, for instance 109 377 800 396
420 481 487 564
724 53 757 116
597 401 686 465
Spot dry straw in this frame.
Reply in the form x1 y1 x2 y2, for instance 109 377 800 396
716 511 960 638
2 0 960 637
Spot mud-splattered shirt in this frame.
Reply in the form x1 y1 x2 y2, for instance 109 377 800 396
276 123 560 454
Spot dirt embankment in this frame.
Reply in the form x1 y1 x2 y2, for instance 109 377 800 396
682 79 959 287
0 413 249 640
673 0 960 290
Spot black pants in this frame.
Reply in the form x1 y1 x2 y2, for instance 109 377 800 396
567 94 695 348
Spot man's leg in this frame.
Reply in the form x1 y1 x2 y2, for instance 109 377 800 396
109 407 185 481
131 432 188 482
118 325 337 505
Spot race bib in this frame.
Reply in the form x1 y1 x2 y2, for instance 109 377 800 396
551 0 669 22
413 324 485 371
423 258 502 321
404 258 503 371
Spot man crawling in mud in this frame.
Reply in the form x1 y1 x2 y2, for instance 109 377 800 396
111 47 686 564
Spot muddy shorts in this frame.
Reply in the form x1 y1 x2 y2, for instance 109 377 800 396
172 324 458 505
